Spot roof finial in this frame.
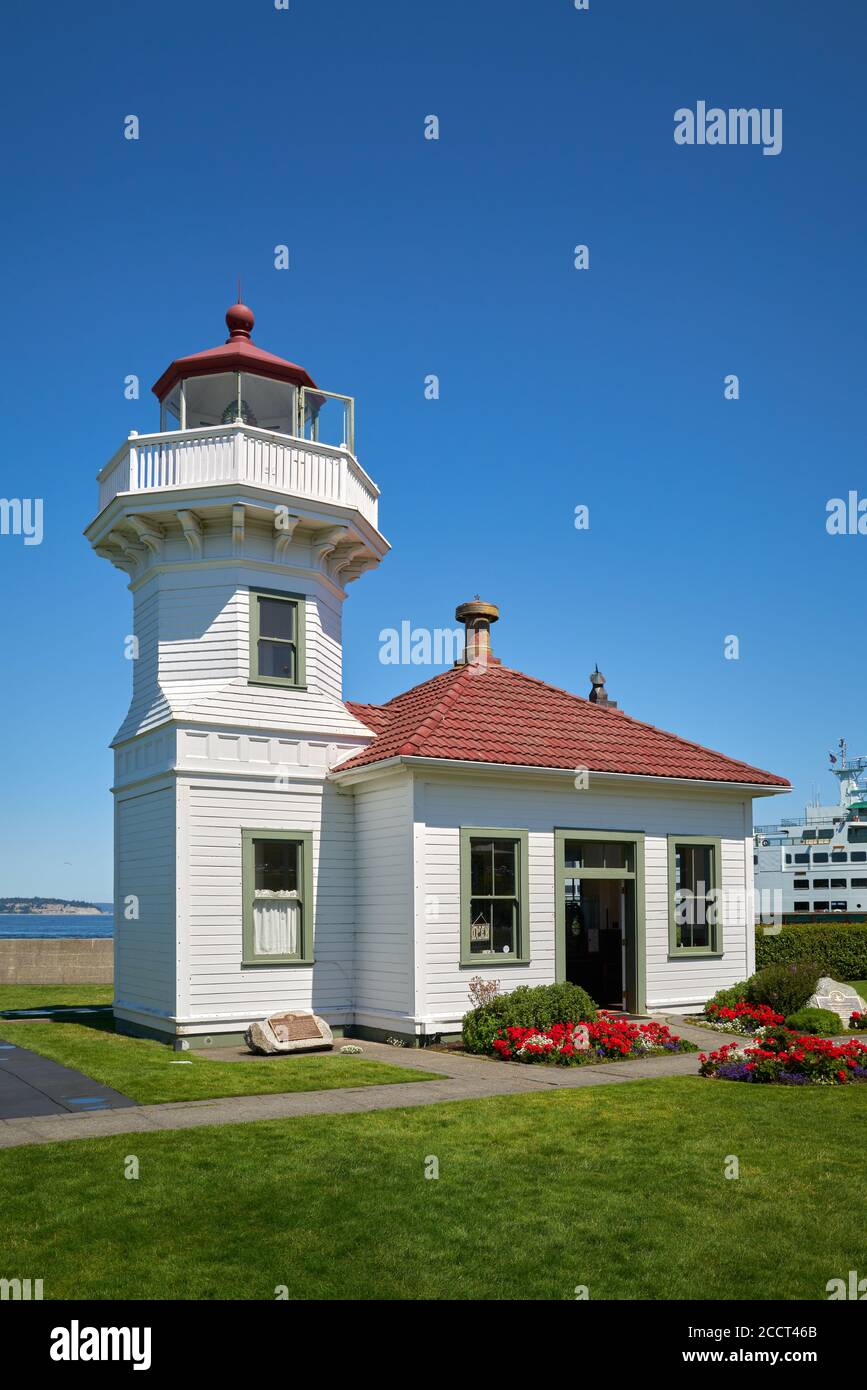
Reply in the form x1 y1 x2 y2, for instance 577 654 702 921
588 665 617 708
225 292 254 342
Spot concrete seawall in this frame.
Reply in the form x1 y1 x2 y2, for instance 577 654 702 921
0 938 113 985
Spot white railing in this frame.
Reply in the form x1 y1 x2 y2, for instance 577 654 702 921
97 425 379 528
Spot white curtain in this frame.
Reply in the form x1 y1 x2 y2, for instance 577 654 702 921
253 895 299 956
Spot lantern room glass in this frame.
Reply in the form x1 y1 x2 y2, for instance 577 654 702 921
238 374 296 434
181 374 243 429
300 386 355 452
161 372 298 435
158 374 353 446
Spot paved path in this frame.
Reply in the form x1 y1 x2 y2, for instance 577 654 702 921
0 1039 135 1120
0 1017 732 1152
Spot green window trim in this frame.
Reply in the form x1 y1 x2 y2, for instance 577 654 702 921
241 828 314 966
666 834 724 957
248 587 307 688
459 827 530 966
553 827 646 1014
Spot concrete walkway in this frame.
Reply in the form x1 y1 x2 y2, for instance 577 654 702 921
0 1019 732 1152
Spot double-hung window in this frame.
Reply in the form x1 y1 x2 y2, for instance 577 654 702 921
460 828 529 964
242 830 313 964
249 589 305 686
668 836 722 955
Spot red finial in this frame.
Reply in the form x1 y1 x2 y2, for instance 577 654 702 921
226 299 254 341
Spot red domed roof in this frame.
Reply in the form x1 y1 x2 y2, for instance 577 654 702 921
151 301 317 400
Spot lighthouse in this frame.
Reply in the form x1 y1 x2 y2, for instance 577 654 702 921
87 301 388 1045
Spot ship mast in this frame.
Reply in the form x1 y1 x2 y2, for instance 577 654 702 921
830 738 867 809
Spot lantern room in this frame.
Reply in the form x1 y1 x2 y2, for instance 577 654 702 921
151 300 355 451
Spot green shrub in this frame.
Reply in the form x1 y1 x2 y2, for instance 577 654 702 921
462 982 597 1055
705 980 753 1013
755 921 867 978
783 1008 842 1036
746 961 821 1016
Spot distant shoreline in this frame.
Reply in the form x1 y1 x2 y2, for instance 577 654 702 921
0 901 112 916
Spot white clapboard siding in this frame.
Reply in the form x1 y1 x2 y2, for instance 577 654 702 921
115 571 370 744
180 778 356 1023
114 784 177 1019
414 773 752 1024
353 774 414 1017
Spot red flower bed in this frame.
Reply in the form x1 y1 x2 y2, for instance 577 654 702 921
699 1032 867 1085
492 1012 695 1065
705 1001 784 1032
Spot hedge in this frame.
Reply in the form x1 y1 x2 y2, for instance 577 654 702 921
755 921 867 978
462 982 597 1055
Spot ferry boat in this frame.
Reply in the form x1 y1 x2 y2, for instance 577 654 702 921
753 740 867 918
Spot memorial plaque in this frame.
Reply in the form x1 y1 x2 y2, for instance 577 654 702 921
806 977 867 1029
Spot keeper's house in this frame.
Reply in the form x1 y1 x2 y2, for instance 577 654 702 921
86 300 790 1046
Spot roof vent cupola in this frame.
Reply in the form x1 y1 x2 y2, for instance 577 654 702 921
455 598 500 668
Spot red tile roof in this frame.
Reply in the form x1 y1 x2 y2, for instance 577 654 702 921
342 663 789 787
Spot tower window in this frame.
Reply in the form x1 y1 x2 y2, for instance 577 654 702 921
249 589 306 687
241 829 313 964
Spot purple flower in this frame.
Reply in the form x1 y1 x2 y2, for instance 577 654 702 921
715 1063 756 1082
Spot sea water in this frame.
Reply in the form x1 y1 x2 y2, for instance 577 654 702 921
0 908 114 939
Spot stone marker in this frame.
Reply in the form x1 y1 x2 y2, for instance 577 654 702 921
805 977 867 1029
572 1024 590 1051
245 1011 334 1055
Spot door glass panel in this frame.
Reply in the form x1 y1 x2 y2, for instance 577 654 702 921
563 876 627 1008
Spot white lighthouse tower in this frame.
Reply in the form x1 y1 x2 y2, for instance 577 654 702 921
86 300 388 1045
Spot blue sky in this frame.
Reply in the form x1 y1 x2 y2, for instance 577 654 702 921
1 0 865 900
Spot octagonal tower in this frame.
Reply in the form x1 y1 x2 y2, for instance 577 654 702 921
86 300 388 1044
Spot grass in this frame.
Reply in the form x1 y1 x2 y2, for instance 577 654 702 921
0 984 113 1011
1 1077 864 1300
0 988 441 1103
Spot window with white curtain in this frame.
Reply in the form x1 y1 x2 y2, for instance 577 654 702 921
242 831 311 964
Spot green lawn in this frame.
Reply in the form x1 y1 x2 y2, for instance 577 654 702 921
0 984 113 1011
0 988 440 1103
0 1077 863 1300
